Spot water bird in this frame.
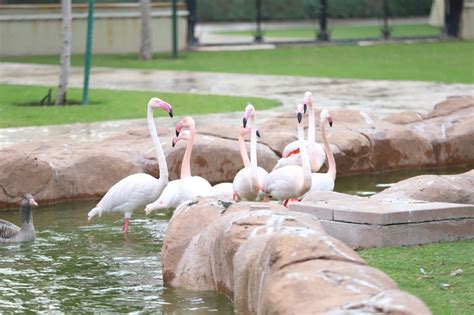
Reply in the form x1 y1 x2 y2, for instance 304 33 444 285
87 98 172 235
233 104 268 201
0 194 38 243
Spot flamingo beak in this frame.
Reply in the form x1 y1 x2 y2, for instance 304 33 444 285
297 112 303 123
303 104 307 114
256 130 261 138
242 117 248 129
328 117 333 127
168 108 173 118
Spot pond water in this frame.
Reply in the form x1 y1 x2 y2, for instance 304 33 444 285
0 166 471 313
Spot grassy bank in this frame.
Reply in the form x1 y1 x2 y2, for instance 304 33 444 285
359 240 474 314
0 84 279 128
218 23 440 40
2 41 473 83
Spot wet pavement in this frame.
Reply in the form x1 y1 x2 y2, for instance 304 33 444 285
1 61 473 148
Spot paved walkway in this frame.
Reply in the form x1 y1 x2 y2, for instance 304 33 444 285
1 62 473 148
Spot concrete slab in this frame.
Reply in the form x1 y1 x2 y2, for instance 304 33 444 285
289 191 474 248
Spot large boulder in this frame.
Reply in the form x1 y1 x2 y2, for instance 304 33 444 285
373 170 474 204
162 197 431 314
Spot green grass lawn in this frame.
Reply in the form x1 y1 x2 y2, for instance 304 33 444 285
0 84 279 128
359 240 474 314
218 23 441 40
2 41 473 83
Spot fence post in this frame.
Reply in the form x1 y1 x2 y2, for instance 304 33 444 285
317 0 330 41
172 0 178 58
254 0 263 42
82 0 94 105
186 0 198 47
381 0 391 39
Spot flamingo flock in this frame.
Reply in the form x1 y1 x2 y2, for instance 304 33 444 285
88 92 336 235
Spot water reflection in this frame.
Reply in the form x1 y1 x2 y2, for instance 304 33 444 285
0 200 232 313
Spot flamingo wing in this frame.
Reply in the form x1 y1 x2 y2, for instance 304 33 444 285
207 182 234 199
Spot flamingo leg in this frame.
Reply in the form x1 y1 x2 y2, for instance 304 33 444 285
122 218 130 234
283 199 289 207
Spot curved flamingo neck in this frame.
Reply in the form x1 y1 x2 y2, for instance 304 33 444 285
147 107 168 181
308 100 315 143
180 124 195 178
321 119 336 181
250 114 259 191
297 119 312 194
238 131 250 168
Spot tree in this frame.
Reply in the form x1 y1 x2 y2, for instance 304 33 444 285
139 0 152 60
56 0 72 106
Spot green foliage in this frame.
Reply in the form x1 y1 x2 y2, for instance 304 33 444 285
0 84 279 128
3 41 473 84
196 0 433 21
359 240 474 314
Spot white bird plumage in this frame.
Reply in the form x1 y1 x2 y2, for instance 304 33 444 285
262 103 312 204
87 97 172 234
274 92 326 172
233 104 268 201
303 109 337 198
145 117 212 214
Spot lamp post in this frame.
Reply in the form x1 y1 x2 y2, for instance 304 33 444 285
172 0 178 58
254 0 263 43
186 0 198 47
317 0 329 41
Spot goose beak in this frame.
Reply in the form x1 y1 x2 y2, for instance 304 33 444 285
30 198 38 207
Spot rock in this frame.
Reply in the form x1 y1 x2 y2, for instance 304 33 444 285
373 170 474 204
163 197 431 314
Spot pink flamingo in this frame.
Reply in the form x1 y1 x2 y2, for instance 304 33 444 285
232 104 268 201
303 109 336 197
273 92 325 172
145 117 212 213
88 98 173 234
262 103 312 205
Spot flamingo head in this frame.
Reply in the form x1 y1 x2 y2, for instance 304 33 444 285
172 129 190 147
296 103 305 124
148 97 173 117
242 103 255 128
21 194 38 207
175 116 195 136
144 203 154 215
320 109 333 127
303 91 313 114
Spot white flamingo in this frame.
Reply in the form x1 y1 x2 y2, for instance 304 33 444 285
232 104 268 201
303 109 336 197
273 92 325 172
207 125 258 200
262 104 312 206
145 117 212 213
87 97 172 234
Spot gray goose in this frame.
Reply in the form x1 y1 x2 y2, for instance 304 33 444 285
0 195 38 243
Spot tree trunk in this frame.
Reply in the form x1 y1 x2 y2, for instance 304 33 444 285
139 0 152 60
56 0 72 106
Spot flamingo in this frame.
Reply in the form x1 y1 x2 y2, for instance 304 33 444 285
261 103 312 205
87 97 172 234
303 109 336 197
145 117 212 213
273 92 325 172
232 104 268 201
